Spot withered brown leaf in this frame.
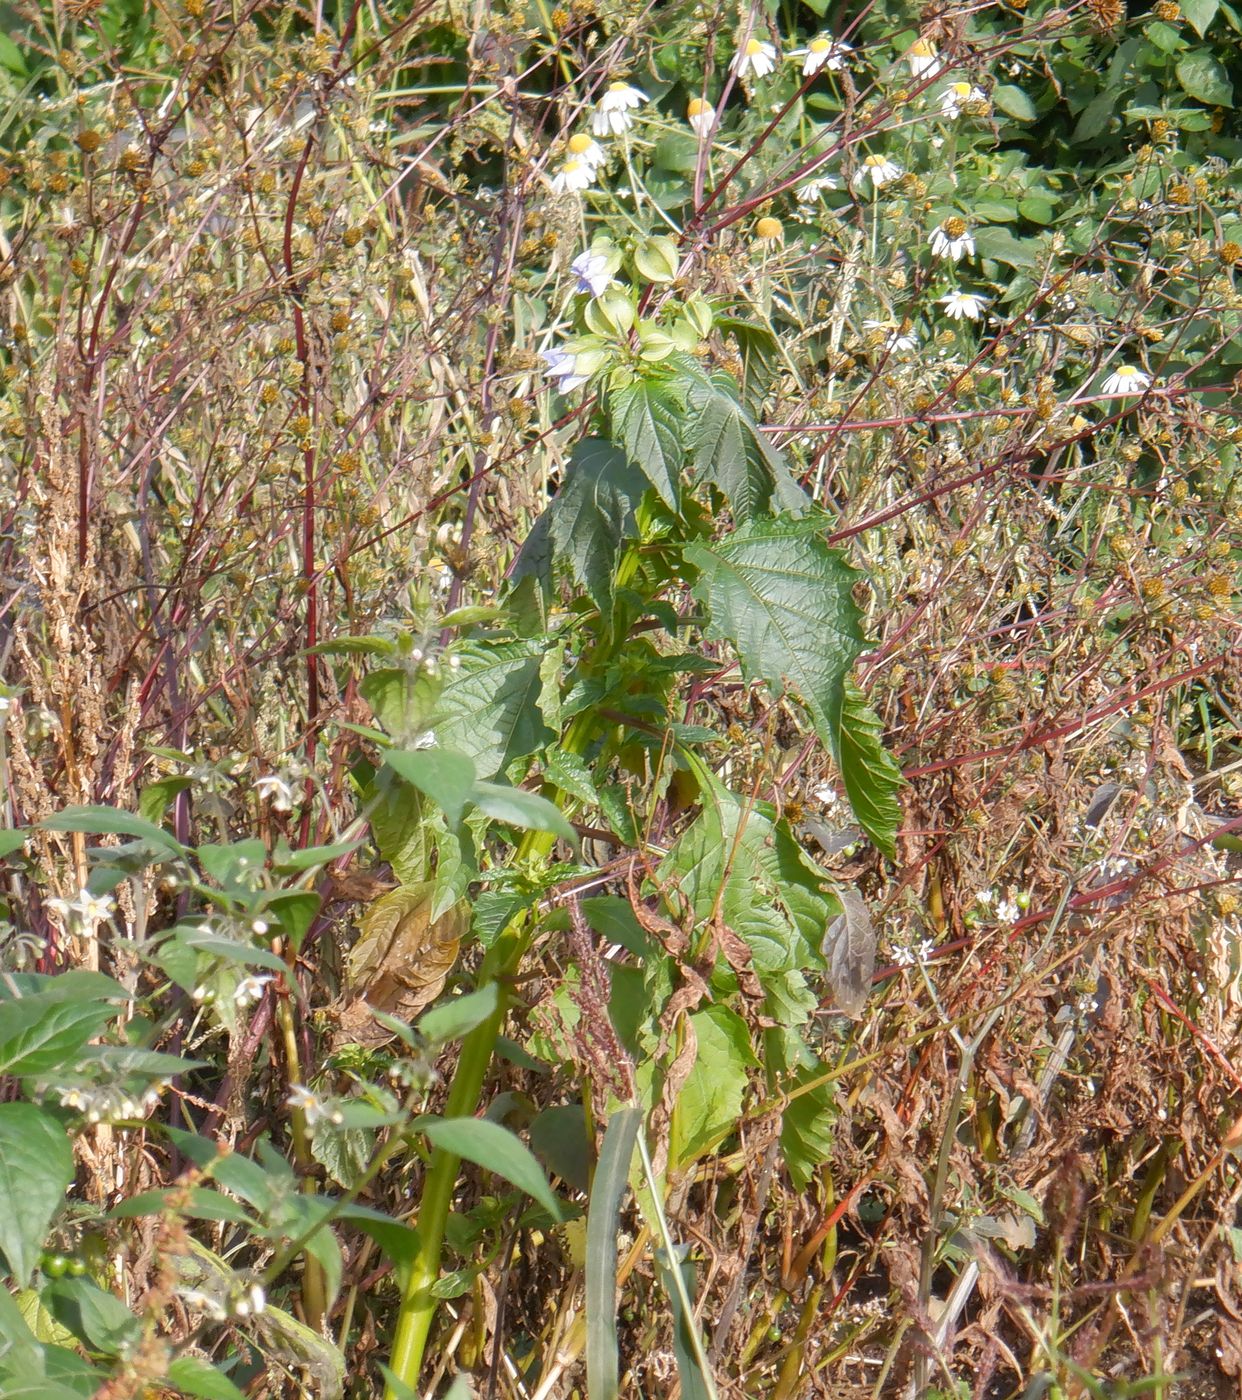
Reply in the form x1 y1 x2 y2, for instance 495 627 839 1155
335 883 468 1045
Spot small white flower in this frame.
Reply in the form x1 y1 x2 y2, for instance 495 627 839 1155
233 1282 266 1317
939 290 989 320
794 35 852 75
811 781 839 808
905 37 939 77
234 973 273 1008
796 173 841 205
1101 365 1151 396
565 132 607 171
917 939 937 962
180 1288 228 1321
976 888 995 907
48 888 115 932
732 37 777 79
853 154 902 190
540 347 589 393
592 81 647 136
550 157 596 194
686 97 715 138
286 1083 341 1128
255 774 295 812
571 251 614 298
863 319 918 353
928 220 975 261
892 945 918 967
996 896 1021 923
939 81 987 118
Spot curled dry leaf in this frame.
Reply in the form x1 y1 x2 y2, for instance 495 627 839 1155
822 886 875 1019
334 882 468 1046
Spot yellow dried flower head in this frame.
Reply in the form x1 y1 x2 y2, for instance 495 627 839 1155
1220 241 1241 266
755 216 783 242
76 129 103 153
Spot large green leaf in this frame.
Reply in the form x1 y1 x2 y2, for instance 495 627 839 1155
39 806 185 856
610 377 683 511
672 1006 756 1166
432 639 555 778
0 995 116 1078
383 748 476 828
1176 52 1232 105
684 371 807 519
413 1116 564 1220
0 1105 74 1283
687 518 898 854
514 439 647 613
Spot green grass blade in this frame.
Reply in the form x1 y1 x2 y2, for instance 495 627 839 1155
586 1105 642 1400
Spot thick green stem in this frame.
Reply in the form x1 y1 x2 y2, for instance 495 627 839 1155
383 707 600 1397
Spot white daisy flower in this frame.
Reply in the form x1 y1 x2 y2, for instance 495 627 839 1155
793 35 852 75
797 172 841 204
540 348 589 393
1100 365 1152 396
853 153 903 190
550 156 596 194
732 37 777 79
905 37 939 77
940 81 987 117
939 290 989 320
570 251 614 298
591 81 647 136
565 132 606 170
687 97 715 138
928 219 975 261
864 319 918 352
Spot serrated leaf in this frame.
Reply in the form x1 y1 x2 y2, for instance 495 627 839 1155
1176 52 1232 105
0 1104 74 1283
673 1006 756 1166
543 749 599 806
688 517 897 850
685 373 808 519
432 639 556 778
822 887 876 1018
780 1067 837 1192
610 379 683 511
835 679 902 858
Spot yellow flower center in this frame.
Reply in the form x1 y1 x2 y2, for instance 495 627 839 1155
688 98 711 117
809 37 829 52
755 216 783 241
568 134 594 155
608 81 628 91
950 82 972 97
745 38 765 55
909 38 936 56
562 157 584 173
944 216 967 237
1116 366 1137 378
864 154 886 166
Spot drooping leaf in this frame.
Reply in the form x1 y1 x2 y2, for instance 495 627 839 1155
687 520 898 854
413 1116 565 1220
821 886 876 1018
471 781 577 842
834 679 903 859
683 369 808 519
610 377 683 511
338 884 469 1045
586 1106 642 1400
39 806 185 856
653 1246 716 1400
432 639 556 778
715 317 781 414
0 1105 74 1283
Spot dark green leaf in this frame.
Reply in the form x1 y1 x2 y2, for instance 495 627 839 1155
167 1356 249 1400
0 997 115 1077
610 378 683 511
834 679 903 859
42 1279 140 1358
1180 0 1218 32
39 806 184 857
417 983 502 1045
673 1007 756 1166
992 84 1037 121
0 830 28 859
263 891 321 951
471 781 577 842
0 1105 74 1283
